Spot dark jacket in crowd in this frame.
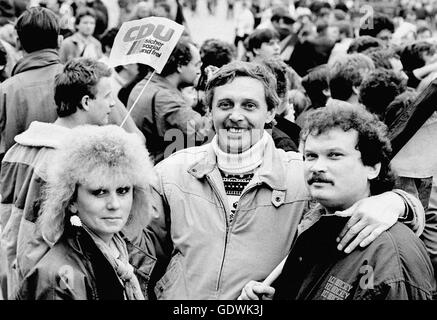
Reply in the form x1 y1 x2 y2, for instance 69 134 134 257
16 225 156 300
287 36 335 77
388 78 437 158
271 126 298 152
273 206 436 300
274 115 301 148
127 74 209 164
0 49 63 164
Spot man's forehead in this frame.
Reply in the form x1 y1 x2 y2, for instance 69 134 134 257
214 76 265 92
96 76 112 94
264 37 280 44
211 76 268 106
305 128 359 149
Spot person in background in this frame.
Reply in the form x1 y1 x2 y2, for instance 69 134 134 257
0 7 63 164
194 38 236 115
400 40 437 90
296 64 330 127
0 40 9 82
328 53 375 105
247 28 281 62
127 39 210 164
261 57 301 150
416 25 433 41
359 69 406 120
99 27 139 98
129 0 153 21
59 7 103 63
347 36 384 54
234 0 255 60
359 13 395 44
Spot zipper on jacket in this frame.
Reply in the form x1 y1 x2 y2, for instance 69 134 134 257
206 175 230 292
230 182 262 229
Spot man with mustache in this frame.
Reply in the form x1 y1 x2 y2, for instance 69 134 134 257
239 103 435 300
143 62 426 300
308 171 333 186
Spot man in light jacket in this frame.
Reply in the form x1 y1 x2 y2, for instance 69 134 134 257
141 61 426 300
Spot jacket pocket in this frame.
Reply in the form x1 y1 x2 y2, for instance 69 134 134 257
154 252 185 300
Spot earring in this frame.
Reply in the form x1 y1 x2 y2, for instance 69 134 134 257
70 215 82 227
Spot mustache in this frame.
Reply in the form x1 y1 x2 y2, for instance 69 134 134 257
307 173 334 185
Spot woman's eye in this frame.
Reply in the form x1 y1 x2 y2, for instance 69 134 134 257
117 187 131 195
328 153 343 158
91 189 106 196
304 154 316 161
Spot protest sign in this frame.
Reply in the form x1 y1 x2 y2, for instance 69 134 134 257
109 17 184 127
109 16 184 73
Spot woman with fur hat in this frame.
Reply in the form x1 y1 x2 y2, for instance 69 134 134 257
15 125 156 300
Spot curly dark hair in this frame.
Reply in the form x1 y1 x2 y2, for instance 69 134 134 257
400 41 436 72
362 47 399 70
329 53 375 101
359 13 395 38
259 57 290 100
301 64 329 108
100 27 119 52
384 88 418 127
347 36 384 54
301 103 395 195
200 38 236 69
359 69 406 118
197 38 236 91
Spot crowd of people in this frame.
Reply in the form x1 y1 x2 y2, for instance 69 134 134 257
0 0 436 301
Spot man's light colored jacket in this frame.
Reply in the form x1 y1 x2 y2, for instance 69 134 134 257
145 134 311 299
0 122 71 298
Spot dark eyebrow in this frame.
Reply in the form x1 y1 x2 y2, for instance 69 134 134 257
304 147 346 154
88 186 106 190
216 98 233 104
325 148 346 153
242 99 259 105
303 149 316 154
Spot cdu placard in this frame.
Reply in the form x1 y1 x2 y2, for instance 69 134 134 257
109 17 184 73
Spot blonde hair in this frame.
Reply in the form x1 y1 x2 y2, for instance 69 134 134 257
38 125 156 245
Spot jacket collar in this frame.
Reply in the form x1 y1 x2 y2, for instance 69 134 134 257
188 133 287 191
63 225 126 300
11 48 60 76
14 121 71 149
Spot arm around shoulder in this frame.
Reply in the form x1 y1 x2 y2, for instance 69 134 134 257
392 189 425 236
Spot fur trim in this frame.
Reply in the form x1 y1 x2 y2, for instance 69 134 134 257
14 121 71 148
38 125 156 244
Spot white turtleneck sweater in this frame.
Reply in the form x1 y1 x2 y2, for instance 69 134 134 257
211 132 269 222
